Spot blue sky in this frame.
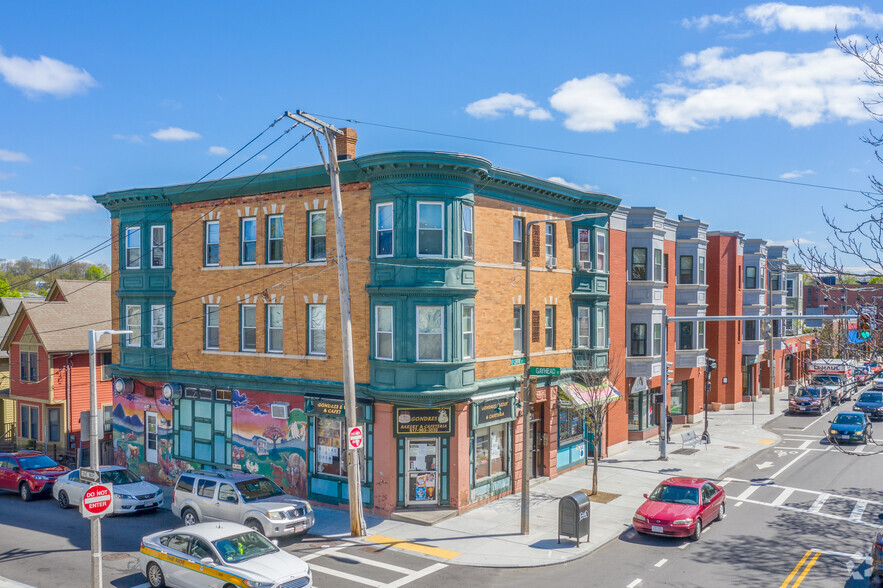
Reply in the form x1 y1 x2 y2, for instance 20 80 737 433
1 1 881 268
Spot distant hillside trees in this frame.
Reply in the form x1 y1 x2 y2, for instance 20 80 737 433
0 255 110 294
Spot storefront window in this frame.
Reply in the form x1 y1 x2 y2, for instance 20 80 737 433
558 407 583 446
474 424 508 481
671 382 687 416
628 389 658 431
313 417 366 482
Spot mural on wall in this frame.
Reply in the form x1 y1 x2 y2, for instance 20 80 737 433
112 382 308 496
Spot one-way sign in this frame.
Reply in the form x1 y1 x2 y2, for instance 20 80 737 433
79 467 101 484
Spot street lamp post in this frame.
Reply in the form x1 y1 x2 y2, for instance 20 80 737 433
520 212 608 535
88 329 130 588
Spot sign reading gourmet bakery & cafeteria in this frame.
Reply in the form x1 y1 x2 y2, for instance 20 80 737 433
395 407 453 436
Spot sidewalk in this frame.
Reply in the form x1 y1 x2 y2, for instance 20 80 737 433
310 393 789 568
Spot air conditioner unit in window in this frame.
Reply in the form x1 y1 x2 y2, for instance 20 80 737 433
545 256 557 269
579 260 592 271
270 403 289 420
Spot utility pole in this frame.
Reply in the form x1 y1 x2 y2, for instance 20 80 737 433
768 260 776 415
283 111 366 537
88 329 129 588
659 314 669 460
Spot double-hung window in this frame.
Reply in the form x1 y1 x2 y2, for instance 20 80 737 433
462 306 474 359
679 256 694 284
698 256 706 285
150 225 165 269
513 306 524 353
125 227 141 269
698 321 705 349
663 254 670 284
266 304 283 353
205 221 219 266
630 324 647 356
308 304 326 355
786 279 794 297
151 305 166 348
462 205 474 259
204 305 219 350
631 248 647 280
417 202 443 256
240 304 256 352
545 224 555 260
745 320 757 340
653 323 662 356
678 322 693 350
241 218 256 264
20 405 38 439
596 307 607 347
375 306 393 360
416 306 444 361
513 218 524 263
745 266 757 289
267 215 283 263
577 307 590 348
577 229 590 268
654 249 663 282
544 306 555 349
596 232 606 271
19 348 37 382
376 203 393 257
309 211 326 261
771 272 781 291
126 305 141 347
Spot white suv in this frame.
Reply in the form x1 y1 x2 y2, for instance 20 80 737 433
171 470 314 538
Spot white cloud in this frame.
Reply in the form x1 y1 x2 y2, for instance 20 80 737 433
780 169 816 179
0 47 96 98
151 127 201 141
745 2 883 32
549 74 649 132
465 93 552 121
113 133 144 144
547 176 601 192
0 191 100 222
208 146 231 156
0 149 30 162
654 45 873 132
683 14 739 29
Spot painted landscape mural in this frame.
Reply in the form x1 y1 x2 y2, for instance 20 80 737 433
112 382 308 497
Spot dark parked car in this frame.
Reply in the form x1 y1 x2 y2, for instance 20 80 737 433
0 451 70 501
789 387 832 415
855 391 883 421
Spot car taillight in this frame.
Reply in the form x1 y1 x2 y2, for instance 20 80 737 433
172 490 176 504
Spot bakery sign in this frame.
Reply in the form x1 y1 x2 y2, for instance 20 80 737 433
395 407 453 436
305 397 369 422
474 396 516 426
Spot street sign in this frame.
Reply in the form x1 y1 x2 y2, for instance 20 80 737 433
530 366 560 376
79 467 100 484
510 357 526 366
348 426 364 450
82 484 113 518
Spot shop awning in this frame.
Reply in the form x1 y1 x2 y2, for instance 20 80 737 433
558 379 622 409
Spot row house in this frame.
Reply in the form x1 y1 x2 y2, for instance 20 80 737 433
94 136 621 516
0 281 114 462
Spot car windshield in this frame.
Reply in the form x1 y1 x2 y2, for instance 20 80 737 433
834 414 863 426
649 484 699 505
814 375 841 385
213 531 278 563
235 478 285 502
101 469 141 485
859 392 883 403
797 389 821 398
17 455 58 470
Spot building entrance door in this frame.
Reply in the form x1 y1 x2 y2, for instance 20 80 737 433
530 405 543 478
405 438 438 506
145 411 158 464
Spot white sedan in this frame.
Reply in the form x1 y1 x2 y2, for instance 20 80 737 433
139 522 312 588
53 465 163 513
874 374 883 390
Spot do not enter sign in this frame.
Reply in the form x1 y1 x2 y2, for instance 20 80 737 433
82 484 114 517
348 426 364 450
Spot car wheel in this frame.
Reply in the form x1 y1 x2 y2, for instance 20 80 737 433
146 562 166 588
58 490 69 509
181 507 198 526
717 503 725 522
245 518 264 535
19 482 32 502
690 519 702 542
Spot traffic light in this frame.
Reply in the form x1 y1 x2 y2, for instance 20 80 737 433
761 321 771 339
859 312 872 340
706 357 717 371
666 361 674 379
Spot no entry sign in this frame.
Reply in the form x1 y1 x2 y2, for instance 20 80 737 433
348 426 364 450
82 484 114 517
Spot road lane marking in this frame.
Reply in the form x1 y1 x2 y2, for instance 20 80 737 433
791 551 821 587
770 450 809 479
771 488 795 506
808 493 829 514
800 412 832 431
655 559 668 567
736 497 878 527
849 500 868 522
301 546 345 562
678 543 689 549
798 440 812 449
734 486 759 501
853 444 865 453
308 564 385 587
365 535 460 560
384 563 447 588
626 580 642 588
721 477 883 506
779 550 813 588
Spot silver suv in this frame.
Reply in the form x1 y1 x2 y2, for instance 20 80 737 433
171 470 315 538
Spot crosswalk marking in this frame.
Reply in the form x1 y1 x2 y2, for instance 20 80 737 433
798 440 812 449
771 488 794 506
736 497 878 528
808 493 829 514
321 551 422 575
308 564 386 587
734 486 759 501
849 500 868 522
384 563 448 588
302 546 345 562
853 444 865 453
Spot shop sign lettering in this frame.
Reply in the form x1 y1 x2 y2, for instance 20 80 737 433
475 397 515 426
305 398 368 421
395 407 453 435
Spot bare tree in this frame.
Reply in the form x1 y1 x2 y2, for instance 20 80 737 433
571 348 625 496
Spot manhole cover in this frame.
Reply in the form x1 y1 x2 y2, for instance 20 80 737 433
102 553 130 561
672 448 699 455
724 446 740 449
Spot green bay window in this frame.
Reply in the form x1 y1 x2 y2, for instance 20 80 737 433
173 398 232 467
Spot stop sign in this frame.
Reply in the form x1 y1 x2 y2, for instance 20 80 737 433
82 484 114 517
348 426 363 450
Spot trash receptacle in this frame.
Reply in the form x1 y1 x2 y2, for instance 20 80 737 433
558 490 590 546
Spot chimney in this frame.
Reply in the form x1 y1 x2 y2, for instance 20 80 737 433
335 127 358 160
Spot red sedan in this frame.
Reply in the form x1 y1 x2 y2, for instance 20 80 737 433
632 477 726 541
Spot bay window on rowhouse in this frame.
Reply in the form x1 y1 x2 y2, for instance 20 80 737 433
376 203 393 257
631 248 647 280
462 306 474 359
745 319 757 340
577 307 590 348
417 202 443 256
596 307 607 347
698 256 706 285
308 304 326 355
241 218 257 264
125 226 141 269
126 304 141 347
630 323 647 356
151 225 165 269
653 323 662 356
463 205 474 259
678 322 693 350
151 305 166 348
596 231 606 272
375 305 393 360
309 211 326 261
417 306 444 361
679 256 694 284
577 229 591 268
654 249 663 282
745 266 757 289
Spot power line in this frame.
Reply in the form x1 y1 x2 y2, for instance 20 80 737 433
314 113 868 196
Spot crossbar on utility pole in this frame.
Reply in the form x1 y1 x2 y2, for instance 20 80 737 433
284 111 366 537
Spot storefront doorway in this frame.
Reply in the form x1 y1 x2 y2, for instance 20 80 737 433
742 365 755 398
530 405 543 478
405 438 438 506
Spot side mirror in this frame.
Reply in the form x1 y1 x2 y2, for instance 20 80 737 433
141 476 146 481
199 557 213 566
271 539 279 547
643 493 649 499
11 466 20 472
828 420 832 423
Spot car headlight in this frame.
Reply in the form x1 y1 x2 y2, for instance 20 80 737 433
154 490 163 498
633 513 647 522
33 475 50 481
246 581 274 588
113 493 129 499
267 511 283 521
305 503 313 513
672 519 694 525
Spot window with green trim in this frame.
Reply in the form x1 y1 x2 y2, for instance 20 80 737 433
173 398 232 467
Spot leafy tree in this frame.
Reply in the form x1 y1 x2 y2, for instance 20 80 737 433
868 276 883 284
0 277 21 298
85 265 105 281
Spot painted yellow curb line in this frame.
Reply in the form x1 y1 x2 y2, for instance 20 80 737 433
759 439 775 445
365 534 461 560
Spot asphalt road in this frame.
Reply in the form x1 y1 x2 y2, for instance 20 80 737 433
0 390 880 588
